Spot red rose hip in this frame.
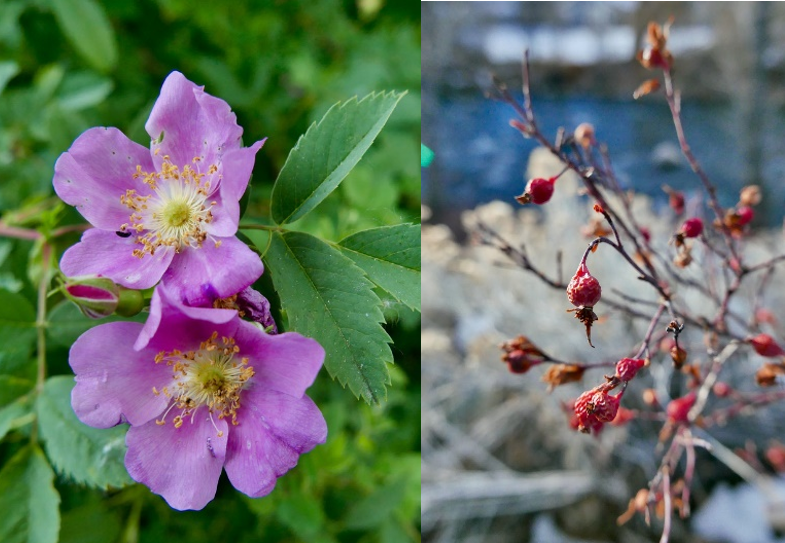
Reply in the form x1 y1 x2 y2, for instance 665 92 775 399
736 206 754 226
615 357 646 382
666 392 696 423
523 177 556 205
567 262 602 308
680 217 703 238
749 333 785 357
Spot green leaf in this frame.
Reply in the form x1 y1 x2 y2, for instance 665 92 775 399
50 0 118 72
0 375 34 407
59 502 122 543
46 300 145 349
271 90 406 225
56 71 114 111
275 493 326 539
265 231 392 404
0 60 19 95
343 477 408 529
37 376 133 489
0 394 34 441
338 224 421 311
0 444 60 543
0 289 36 375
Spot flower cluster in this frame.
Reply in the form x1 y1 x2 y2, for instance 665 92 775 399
55 72 326 510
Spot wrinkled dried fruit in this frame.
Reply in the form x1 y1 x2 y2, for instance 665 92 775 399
567 262 602 308
574 389 621 434
615 357 646 382
591 391 621 423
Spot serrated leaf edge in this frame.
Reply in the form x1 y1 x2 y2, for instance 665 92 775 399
272 90 407 224
272 232 393 404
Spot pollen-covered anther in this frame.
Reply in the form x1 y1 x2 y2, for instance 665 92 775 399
153 333 254 433
120 155 219 258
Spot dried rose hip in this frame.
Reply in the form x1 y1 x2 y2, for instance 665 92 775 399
680 217 703 238
591 390 621 423
749 333 785 357
615 357 646 382
666 392 696 423
567 262 602 308
515 177 557 205
736 206 754 226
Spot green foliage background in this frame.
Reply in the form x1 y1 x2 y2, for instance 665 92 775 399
0 0 421 541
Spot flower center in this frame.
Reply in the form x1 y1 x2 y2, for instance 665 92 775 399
153 332 254 436
119 154 221 258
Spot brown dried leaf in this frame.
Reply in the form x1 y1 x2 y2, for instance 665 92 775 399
634 78 661 100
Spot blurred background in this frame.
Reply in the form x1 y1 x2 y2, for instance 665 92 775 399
423 3 785 543
0 0 420 541
422 1 785 235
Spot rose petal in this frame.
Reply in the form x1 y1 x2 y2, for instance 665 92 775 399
145 71 243 170
135 282 238 351
162 235 263 306
224 386 326 498
235 324 324 398
53 127 156 230
236 287 277 333
60 229 174 290
205 140 266 236
70 322 173 428
125 414 228 511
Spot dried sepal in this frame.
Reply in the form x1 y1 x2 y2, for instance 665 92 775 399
541 363 586 391
756 363 785 387
633 78 661 100
568 306 600 347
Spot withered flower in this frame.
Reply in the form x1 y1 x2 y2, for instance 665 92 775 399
636 19 674 70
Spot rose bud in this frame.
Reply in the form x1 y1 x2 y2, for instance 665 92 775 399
63 275 143 318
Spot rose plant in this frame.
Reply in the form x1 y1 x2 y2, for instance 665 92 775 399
0 65 420 535
477 20 785 542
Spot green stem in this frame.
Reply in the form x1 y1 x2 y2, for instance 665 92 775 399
30 242 51 444
121 495 143 543
238 223 279 231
